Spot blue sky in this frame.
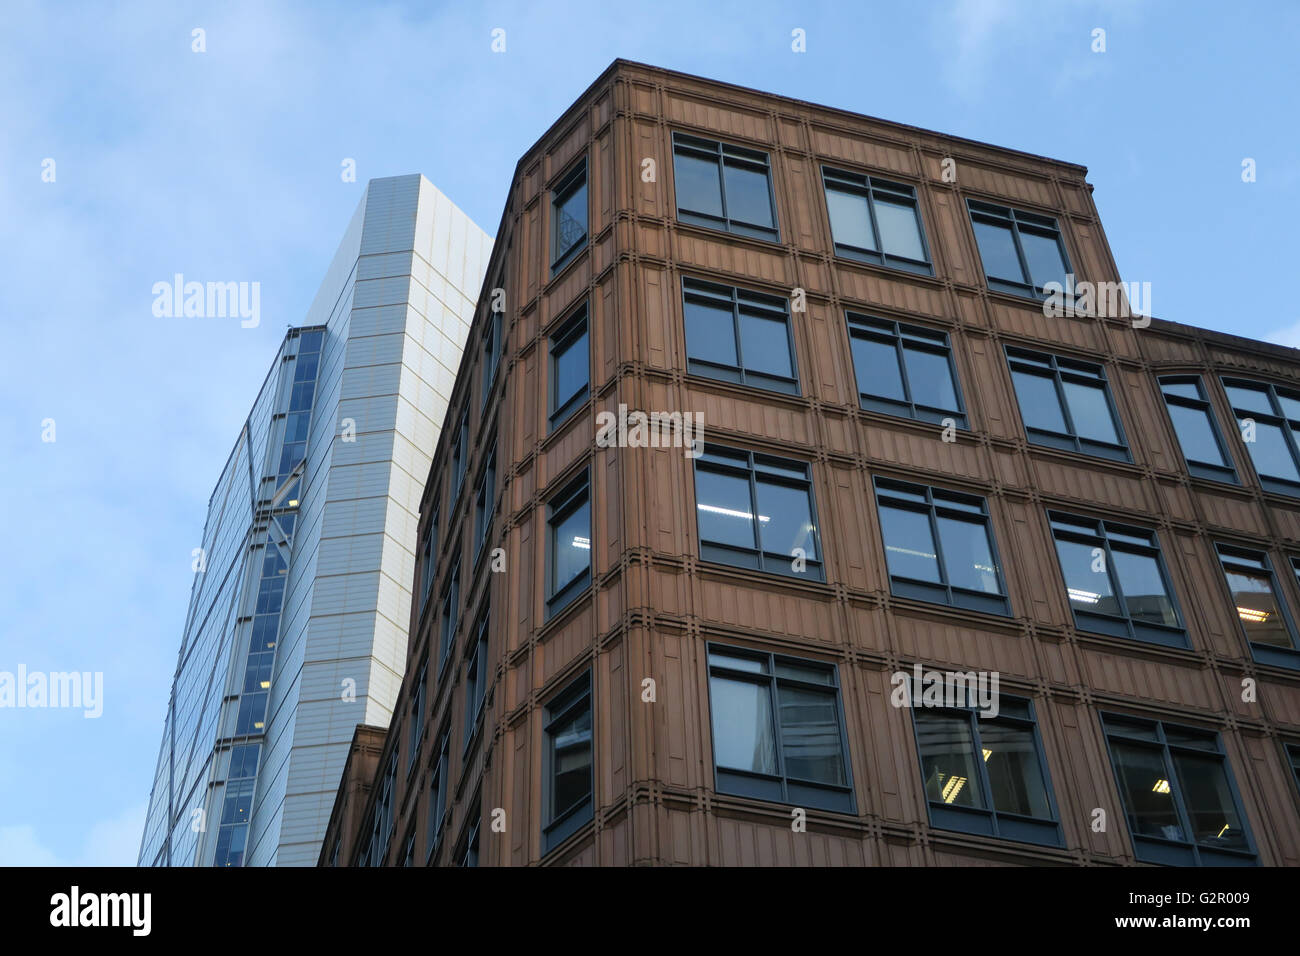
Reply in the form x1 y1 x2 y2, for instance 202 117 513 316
1 0 1296 866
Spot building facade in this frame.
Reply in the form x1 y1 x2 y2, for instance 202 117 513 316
139 175 491 866
321 62 1300 867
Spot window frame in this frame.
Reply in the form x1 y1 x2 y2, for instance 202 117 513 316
418 505 439 614
1158 375 1238 484
967 199 1072 299
481 301 504 411
1049 511 1188 647
1220 376 1300 496
1100 713 1258 866
548 303 590 432
873 477 1011 616
671 131 780 242
1214 543 1300 670
1006 346 1130 462
681 277 800 396
549 157 588 275
542 671 594 855
405 656 427 776
692 444 824 582
847 313 965 426
450 406 469 502
821 166 933 275
437 554 461 677
473 437 497 561
424 728 450 863
463 606 489 751
705 643 856 814
545 471 592 620
906 692 1063 847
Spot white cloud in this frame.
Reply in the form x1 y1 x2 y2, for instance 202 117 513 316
0 802 147 867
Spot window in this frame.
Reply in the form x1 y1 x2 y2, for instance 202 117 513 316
464 609 489 748
450 407 469 500
1287 744 1300 798
550 159 588 273
481 304 504 409
1049 512 1186 647
546 473 591 618
968 200 1071 298
234 692 267 735
457 806 481 867
400 831 415 867
874 478 1009 615
548 305 589 431
543 672 593 854
707 645 854 813
474 440 497 558
693 445 822 581
362 747 398 866
438 557 460 674
213 777 255 867
419 507 438 612
682 278 799 396
425 730 449 862
672 132 778 241
1006 347 1129 461
1101 714 1256 866
910 694 1061 846
848 314 964 426
1159 376 1237 483
1220 377 1300 495
1216 544 1300 670
406 657 427 773
822 168 931 274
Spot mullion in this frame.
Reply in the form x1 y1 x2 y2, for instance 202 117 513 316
966 710 998 819
893 330 916 415
764 652 789 798
748 463 765 568
924 492 953 601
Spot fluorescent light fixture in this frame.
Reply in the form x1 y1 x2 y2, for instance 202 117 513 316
982 748 993 762
1236 606 1269 623
572 536 591 550
1068 588 1101 605
886 545 937 561
697 503 770 523
1152 779 1171 794
941 775 967 803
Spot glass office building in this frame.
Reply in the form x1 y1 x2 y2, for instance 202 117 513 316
139 175 490 866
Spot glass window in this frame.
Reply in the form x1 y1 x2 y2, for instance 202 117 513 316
481 298 504 409
1102 714 1255 865
457 806 481 867
1160 376 1236 483
438 558 460 674
693 446 822 581
1216 545 1299 669
450 408 469 500
1050 513 1185 647
874 478 1009 615
822 168 931 274
848 315 964 425
1287 744 1300 798
464 610 489 747
543 672 594 854
419 507 438 612
549 305 589 430
546 473 591 618
1221 377 1300 494
708 646 854 813
550 159 587 272
1006 347 1129 461
474 441 496 558
682 278 798 395
673 133 778 241
911 695 1060 846
968 200 1072 298
406 658 426 773
425 730 449 861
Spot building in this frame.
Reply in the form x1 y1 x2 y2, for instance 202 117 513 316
320 61 1300 868
138 175 492 866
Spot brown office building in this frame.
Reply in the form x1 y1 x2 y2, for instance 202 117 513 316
320 60 1300 868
